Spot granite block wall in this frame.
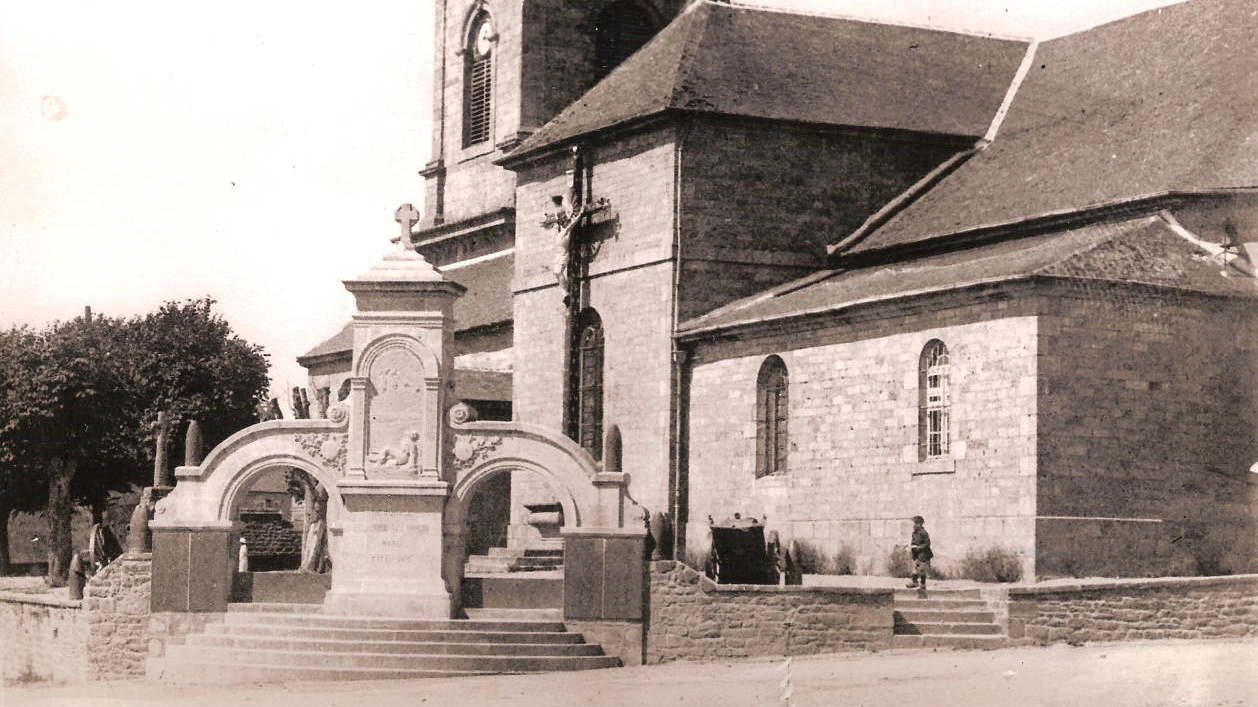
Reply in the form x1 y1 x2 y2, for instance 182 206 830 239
0 591 87 684
685 287 1039 577
677 118 962 321
646 561 892 663
1037 284 1258 576
1008 575 1258 644
511 126 678 544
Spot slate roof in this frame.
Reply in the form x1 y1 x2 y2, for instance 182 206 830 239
842 0 1258 256
453 370 512 402
297 252 513 364
680 215 1258 337
506 1 1029 160
299 322 352 363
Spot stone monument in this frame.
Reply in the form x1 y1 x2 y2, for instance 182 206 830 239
322 236 465 618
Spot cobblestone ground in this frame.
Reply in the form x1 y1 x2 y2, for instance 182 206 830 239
3 638 1255 707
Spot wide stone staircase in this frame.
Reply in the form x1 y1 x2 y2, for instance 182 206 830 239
147 603 619 683
891 588 1009 649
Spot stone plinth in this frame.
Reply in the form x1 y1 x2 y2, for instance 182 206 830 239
151 523 236 613
323 480 453 618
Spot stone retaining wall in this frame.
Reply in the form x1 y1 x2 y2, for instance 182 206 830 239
1008 574 1258 644
83 553 153 680
647 561 892 663
0 591 88 683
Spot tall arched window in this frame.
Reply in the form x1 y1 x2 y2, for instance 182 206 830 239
574 309 604 460
918 340 951 460
755 356 789 477
463 12 494 147
593 1 657 79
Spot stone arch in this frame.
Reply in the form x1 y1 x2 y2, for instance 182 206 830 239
353 333 438 380
444 420 631 533
444 457 582 535
219 454 343 526
154 419 349 529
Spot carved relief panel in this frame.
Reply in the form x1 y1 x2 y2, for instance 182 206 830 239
365 346 425 478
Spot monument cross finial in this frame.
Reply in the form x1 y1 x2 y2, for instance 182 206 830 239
393 203 421 247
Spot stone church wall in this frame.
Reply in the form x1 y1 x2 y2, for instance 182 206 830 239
512 127 678 542
685 286 1040 578
677 118 963 322
1035 283 1258 577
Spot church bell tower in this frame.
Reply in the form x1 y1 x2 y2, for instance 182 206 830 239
413 0 683 267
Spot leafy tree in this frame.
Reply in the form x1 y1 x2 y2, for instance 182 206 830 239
0 299 269 583
0 313 133 583
123 298 270 468
0 328 49 575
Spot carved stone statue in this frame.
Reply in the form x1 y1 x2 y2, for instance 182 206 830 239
367 431 420 473
300 493 329 574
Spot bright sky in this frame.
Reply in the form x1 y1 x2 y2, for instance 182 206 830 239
0 0 1184 413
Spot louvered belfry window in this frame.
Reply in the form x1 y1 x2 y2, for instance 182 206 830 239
593 1 657 78
575 310 604 460
918 340 951 460
463 13 493 148
755 356 789 477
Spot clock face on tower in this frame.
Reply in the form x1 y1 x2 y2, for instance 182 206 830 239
474 20 494 58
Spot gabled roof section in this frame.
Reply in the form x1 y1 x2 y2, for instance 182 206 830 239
297 252 514 365
680 214 1258 338
505 1 1029 161
842 0 1258 256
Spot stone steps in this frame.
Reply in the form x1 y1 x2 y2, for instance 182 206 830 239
182 635 607 657
891 634 1008 650
464 608 563 622
895 608 996 623
893 598 988 610
149 604 619 683
148 661 498 683
204 623 585 644
160 644 618 673
218 611 568 633
892 620 1003 636
891 590 1009 649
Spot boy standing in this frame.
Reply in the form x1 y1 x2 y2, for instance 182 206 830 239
906 516 933 590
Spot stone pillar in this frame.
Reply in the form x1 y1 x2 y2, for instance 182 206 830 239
323 481 452 617
322 243 465 618
150 522 236 612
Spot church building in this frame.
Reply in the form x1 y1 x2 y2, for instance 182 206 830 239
302 0 1258 580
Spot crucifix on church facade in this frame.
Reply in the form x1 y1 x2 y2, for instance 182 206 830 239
541 145 611 311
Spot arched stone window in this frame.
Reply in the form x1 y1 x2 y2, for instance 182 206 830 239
755 355 789 477
573 309 604 460
918 340 951 460
593 1 657 79
463 11 495 147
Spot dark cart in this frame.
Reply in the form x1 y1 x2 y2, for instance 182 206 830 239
704 514 779 584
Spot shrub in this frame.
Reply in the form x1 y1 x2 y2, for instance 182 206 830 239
791 539 856 575
957 547 1023 583
887 545 913 578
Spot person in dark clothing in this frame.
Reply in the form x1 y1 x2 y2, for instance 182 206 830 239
906 515 933 590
